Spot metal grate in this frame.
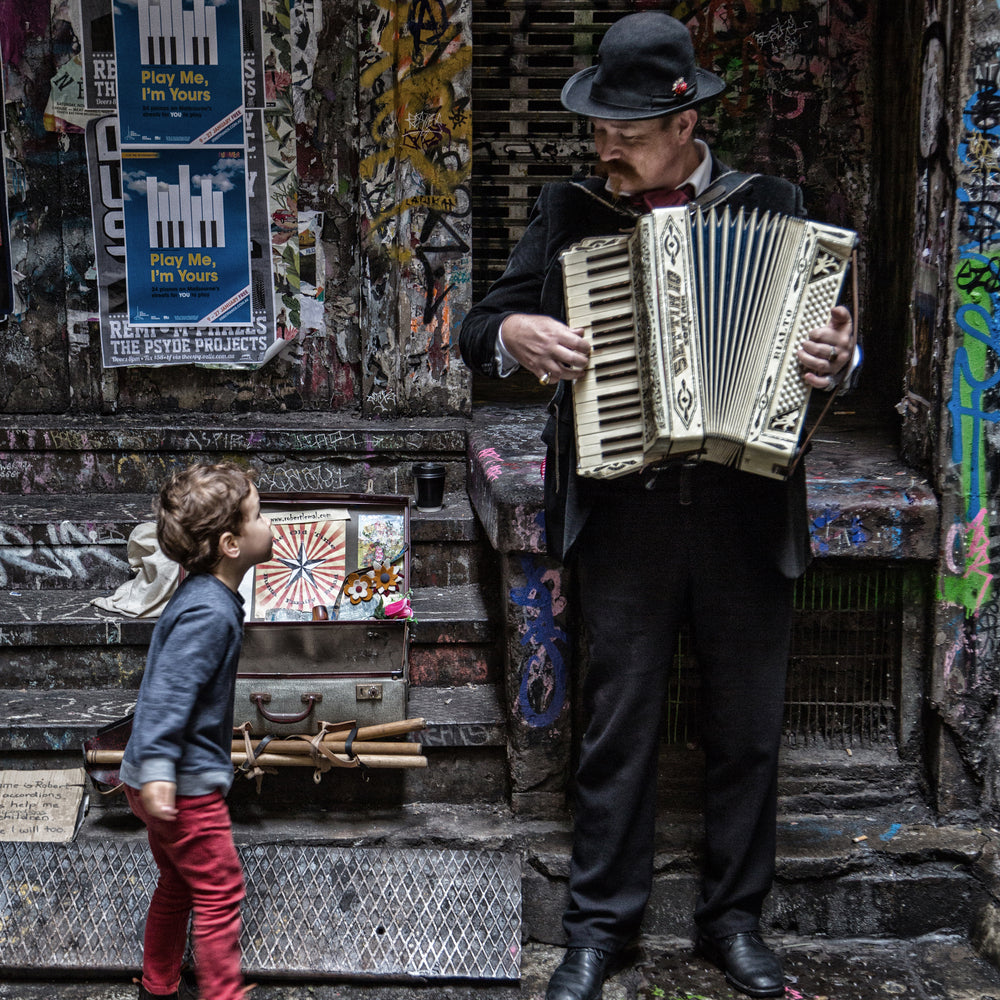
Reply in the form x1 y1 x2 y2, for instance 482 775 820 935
471 1 633 294
664 564 902 748
0 841 521 981
784 563 901 747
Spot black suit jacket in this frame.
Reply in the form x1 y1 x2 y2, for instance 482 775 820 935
460 157 811 577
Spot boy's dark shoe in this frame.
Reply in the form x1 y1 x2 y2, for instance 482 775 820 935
695 930 785 998
135 971 232 999
134 974 199 1000
136 987 178 1000
178 971 200 999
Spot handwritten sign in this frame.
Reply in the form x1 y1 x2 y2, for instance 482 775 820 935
0 768 86 842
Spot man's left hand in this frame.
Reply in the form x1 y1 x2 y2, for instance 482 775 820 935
797 305 854 389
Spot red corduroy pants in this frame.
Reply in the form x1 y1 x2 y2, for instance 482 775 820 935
126 785 245 1000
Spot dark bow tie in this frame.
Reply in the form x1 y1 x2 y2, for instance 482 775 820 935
628 184 694 212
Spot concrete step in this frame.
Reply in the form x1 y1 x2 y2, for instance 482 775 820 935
3 934 1000 1000
0 583 498 688
0 683 506 752
0 491 489 590
0 683 509 809
467 404 941 562
0 413 469 494
0 799 994 979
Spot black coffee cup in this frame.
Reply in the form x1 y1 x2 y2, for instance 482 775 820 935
413 462 446 511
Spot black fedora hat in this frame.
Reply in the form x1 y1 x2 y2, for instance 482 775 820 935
561 12 725 120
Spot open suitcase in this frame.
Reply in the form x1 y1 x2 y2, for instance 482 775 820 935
234 491 412 736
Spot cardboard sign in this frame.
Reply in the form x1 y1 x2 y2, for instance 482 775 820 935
0 769 87 842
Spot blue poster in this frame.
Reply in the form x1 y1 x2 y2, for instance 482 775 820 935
88 113 276 365
122 145 252 326
114 0 244 145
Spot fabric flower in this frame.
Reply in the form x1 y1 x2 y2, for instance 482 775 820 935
344 572 373 604
371 560 402 595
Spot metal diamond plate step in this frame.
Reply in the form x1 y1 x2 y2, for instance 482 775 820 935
0 841 521 981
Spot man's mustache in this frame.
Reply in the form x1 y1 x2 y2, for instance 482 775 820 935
595 160 642 196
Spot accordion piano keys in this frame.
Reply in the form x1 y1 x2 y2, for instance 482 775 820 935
563 236 648 477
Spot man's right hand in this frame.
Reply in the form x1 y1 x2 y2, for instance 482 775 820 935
501 313 591 383
141 780 178 821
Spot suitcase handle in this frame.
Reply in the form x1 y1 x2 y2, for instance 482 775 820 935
249 691 323 724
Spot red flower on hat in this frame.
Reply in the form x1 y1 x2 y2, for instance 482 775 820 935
673 78 689 97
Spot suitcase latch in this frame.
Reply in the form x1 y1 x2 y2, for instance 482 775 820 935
356 683 383 702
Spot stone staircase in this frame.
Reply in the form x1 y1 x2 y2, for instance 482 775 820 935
0 491 506 798
0 412 527 983
0 413 505 787
3 407 1000 992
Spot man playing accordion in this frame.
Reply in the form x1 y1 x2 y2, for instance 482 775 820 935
460 12 856 1000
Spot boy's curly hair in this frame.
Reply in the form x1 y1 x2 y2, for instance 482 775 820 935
156 462 256 575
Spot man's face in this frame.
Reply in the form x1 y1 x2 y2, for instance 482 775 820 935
591 113 695 194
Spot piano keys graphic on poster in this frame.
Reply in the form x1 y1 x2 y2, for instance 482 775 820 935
81 0 268 115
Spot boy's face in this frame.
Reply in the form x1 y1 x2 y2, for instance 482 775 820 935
237 484 274 566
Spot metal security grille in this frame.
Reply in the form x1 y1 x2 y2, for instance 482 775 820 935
471 0 632 294
663 564 903 748
0 841 521 980
784 563 902 746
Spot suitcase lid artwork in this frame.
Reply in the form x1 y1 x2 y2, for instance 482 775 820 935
238 491 412 680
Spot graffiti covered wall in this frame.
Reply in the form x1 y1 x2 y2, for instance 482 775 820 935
678 0 873 233
925 1 1000 814
0 0 472 417
358 0 472 417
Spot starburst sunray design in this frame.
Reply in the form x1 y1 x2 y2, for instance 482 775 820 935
252 520 346 617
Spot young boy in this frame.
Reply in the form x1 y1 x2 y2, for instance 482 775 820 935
120 462 273 1000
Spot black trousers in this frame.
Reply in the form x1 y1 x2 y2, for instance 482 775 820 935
562 463 794 950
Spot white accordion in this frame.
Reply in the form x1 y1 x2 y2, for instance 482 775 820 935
561 205 857 480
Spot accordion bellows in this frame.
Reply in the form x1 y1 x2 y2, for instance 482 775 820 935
562 206 857 480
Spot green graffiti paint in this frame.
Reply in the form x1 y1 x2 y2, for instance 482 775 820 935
941 256 997 613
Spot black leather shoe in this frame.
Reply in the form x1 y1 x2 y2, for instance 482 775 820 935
545 947 612 1000
696 931 785 998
